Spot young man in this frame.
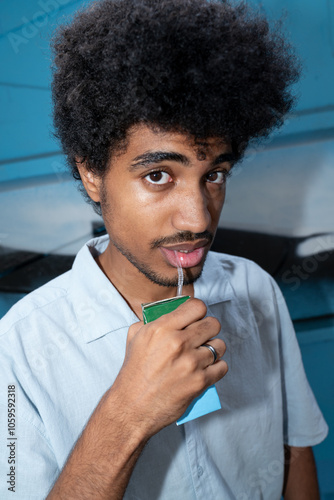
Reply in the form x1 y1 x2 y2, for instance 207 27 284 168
0 0 328 499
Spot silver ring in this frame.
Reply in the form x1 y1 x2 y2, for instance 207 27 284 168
202 343 218 365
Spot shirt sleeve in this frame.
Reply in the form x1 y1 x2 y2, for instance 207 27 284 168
0 400 59 499
272 280 329 447
0 331 60 500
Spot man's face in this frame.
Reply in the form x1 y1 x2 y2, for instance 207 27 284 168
85 124 233 289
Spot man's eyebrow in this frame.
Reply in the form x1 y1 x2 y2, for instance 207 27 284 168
129 150 236 171
212 153 236 166
130 151 190 170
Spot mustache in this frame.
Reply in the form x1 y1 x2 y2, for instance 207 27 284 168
151 230 214 249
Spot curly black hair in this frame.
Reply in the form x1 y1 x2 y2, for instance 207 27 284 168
51 0 300 213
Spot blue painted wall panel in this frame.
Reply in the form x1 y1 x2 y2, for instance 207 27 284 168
249 0 334 111
298 332 334 496
1 86 56 160
0 0 80 34
0 154 67 185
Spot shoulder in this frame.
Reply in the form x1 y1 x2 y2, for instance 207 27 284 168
0 235 107 340
0 270 72 343
207 251 292 332
204 250 285 315
207 250 277 291
0 269 78 422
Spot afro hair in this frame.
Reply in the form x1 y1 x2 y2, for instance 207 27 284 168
51 0 300 213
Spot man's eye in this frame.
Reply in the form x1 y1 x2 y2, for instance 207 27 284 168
206 171 229 184
145 171 172 185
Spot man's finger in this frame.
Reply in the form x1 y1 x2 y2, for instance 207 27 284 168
156 297 207 331
197 338 226 368
185 316 222 348
205 359 229 384
126 320 144 346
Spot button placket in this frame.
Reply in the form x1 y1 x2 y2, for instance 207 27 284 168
184 420 216 499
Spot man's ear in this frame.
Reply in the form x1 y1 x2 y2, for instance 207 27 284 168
76 160 101 203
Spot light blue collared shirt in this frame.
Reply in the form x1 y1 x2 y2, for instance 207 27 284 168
0 235 328 499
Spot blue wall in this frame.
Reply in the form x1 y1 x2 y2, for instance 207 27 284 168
0 1 83 186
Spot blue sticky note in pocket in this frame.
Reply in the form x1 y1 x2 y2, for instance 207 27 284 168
176 384 221 425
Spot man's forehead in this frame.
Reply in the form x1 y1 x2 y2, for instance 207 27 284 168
124 123 231 158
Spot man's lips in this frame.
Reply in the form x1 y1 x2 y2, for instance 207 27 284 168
159 240 209 268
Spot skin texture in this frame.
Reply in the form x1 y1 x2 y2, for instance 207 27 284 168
81 124 233 318
46 125 320 499
283 446 320 499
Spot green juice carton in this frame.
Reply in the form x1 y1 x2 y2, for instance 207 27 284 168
141 295 221 425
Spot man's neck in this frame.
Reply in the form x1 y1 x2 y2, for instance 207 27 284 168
95 245 194 320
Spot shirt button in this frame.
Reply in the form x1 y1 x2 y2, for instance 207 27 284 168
197 466 203 477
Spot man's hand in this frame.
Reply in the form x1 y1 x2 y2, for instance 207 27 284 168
47 298 228 500
111 297 228 437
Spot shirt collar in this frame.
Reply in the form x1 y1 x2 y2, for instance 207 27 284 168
71 236 234 344
194 250 234 306
70 235 138 344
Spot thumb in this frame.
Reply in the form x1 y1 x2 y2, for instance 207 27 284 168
126 320 144 347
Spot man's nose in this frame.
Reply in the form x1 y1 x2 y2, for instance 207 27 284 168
171 185 211 234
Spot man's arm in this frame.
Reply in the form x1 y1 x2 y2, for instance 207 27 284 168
283 445 320 500
46 298 228 500
46 387 148 500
